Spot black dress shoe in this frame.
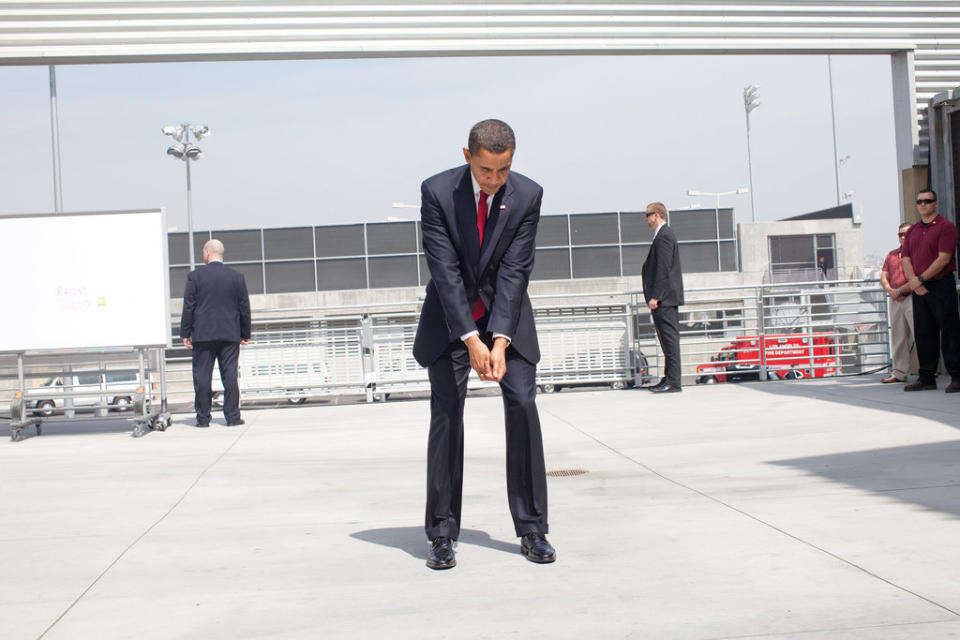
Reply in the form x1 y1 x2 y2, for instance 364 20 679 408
647 378 667 391
426 536 456 570
946 380 960 393
904 380 937 392
225 419 246 427
195 421 210 428
650 384 682 394
520 532 556 564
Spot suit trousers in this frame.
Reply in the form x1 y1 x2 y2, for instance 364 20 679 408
888 295 915 379
424 336 549 541
191 340 241 424
652 305 682 386
911 274 960 383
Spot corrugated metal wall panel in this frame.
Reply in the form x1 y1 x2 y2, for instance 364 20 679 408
1 1 959 158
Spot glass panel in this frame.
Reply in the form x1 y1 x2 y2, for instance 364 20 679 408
815 234 835 248
720 241 738 271
619 212 652 243
77 374 100 385
679 242 719 273
169 267 189 298
369 256 419 288
570 213 618 245
317 258 367 291
265 261 316 294
192 231 211 265
367 222 418 255
572 246 620 277
622 245 650 276
168 233 189 265
718 209 735 239
315 225 365 257
213 229 262 262
264 227 314 260
231 263 264 295
669 210 718 242
770 235 815 269
531 248 571 280
536 215 569 248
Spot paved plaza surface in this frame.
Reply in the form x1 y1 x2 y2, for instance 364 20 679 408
2 377 960 639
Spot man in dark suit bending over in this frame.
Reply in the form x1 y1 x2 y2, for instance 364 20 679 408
642 202 685 393
180 239 251 427
413 119 554 570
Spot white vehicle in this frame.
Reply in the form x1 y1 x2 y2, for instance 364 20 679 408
26 371 142 417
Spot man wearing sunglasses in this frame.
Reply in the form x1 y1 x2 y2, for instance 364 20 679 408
899 189 960 393
880 223 914 383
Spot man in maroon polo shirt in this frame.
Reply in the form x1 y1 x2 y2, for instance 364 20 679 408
899 188 960 393
881 222 914 383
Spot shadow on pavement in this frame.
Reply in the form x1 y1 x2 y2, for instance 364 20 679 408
727 375 960 431
350 526 517 559
771 440 960 519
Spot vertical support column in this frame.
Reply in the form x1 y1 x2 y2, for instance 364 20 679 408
891 51 922 222
49 66 63 213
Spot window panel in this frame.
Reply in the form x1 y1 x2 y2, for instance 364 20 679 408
369 256 419 288
170 267 189 298
230 263 264 295
315 225 365 257
622 245 650 276
770 235 815 268
679 242 719 273
213 229 261 262
537 215 569 247
168 233 189 265
720 241 738 271
619 212 652 243
718 209 735 239
264 227 314 260
570 213 618 245
317 258 367 291
419 255 430 285
367 222 418 255
531 248 571 280
572 246 620 277
265 260 315 294
669 210 719 242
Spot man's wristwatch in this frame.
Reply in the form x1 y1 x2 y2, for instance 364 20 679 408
917 274 925 284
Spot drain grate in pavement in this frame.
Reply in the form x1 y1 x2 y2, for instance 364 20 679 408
546 469 588 477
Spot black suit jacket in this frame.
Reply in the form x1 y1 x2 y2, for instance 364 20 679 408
642 224 684 307
179 261 252 343
413 165 542 367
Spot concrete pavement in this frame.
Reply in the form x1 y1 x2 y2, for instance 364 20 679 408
2 377 960 639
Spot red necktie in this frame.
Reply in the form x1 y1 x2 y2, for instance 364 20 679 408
471 192 488 320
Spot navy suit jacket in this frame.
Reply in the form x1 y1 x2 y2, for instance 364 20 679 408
642 224 685 307
179 261 252 343
413 165 542 367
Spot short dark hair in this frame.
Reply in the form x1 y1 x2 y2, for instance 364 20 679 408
468 119 516 154
898 222 911 231
917 188 938 201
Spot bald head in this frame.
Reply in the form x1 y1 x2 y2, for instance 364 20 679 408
203 239 224 263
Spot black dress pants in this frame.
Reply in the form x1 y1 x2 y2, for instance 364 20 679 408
424 336 548 541
652 305 682 386
192 340 241 424
911 274 960 382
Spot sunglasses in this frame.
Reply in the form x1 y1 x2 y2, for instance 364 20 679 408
916 198 937 205
898 232 907 237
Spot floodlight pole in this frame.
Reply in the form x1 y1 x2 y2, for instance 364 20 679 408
743 85 760 223
185 142 195 272
49 66 63 212
828 55 842 206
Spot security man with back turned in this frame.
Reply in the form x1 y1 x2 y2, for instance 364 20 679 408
180 238 252 426
642 201 685 393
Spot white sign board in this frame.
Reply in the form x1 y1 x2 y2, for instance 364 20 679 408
0 209 171 352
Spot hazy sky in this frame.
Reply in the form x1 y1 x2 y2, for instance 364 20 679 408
0 54 899 258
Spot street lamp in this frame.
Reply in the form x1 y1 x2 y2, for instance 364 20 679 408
743 85 760 223
687 188 749 272
162 123 210 271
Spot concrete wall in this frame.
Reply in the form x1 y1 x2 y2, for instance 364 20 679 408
737 219 863 281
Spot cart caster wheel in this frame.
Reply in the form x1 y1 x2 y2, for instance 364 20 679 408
35 424 41 437
610 380 626 390
11 430 22 442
